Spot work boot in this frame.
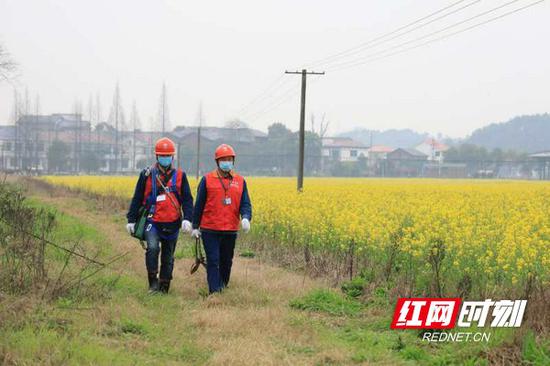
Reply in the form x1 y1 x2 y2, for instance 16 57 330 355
148 273 159 293
159 279 170 294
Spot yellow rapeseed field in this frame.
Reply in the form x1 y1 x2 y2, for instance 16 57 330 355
42 175 550 295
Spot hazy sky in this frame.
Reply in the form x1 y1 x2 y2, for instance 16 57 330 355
1 0 549 138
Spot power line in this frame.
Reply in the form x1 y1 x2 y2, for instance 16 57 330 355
325 0 524 71
242 83 300 122
304 0 481 70
236 1 484 123
324 0 528 72
326 0 545 73
235 74 290 116
235 1 492 124
244 75 325 125
233 0 545 131
240 82 297 121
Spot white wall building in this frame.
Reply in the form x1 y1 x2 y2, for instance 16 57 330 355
321 137 369 162
414 138 449 162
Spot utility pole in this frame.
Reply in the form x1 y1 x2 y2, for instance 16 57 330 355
109 83 125 173
34 93 40 172
285 69 324 191
131 101 140 171
13 89 20 171
196 101 203 180
88 94 93 161
114 88 119 173
159 82 169 134
96 92 101 148
73 100 80 173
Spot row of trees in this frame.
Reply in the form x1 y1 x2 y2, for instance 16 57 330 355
445 144 528 162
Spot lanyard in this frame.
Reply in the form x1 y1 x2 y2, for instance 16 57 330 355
216 171 233 197
157 169 173 192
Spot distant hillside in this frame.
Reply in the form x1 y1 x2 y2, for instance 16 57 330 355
337 128 428 148
466 114 550 153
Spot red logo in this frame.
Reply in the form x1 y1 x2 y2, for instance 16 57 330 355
391 298 461 329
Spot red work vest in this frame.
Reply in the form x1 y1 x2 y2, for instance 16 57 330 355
200 170 244 231
142 168 184 223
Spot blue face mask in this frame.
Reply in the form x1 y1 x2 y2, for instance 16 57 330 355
219 160 233 172
158 156 172 168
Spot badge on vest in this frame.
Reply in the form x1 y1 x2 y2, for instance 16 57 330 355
222 197 232 206
156 194 166 202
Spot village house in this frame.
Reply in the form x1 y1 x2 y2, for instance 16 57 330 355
321 137 369 162
414 137 449 162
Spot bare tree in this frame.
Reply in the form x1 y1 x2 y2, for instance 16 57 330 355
108 83 125 172
33 93 41 170
87 94 94 156
130 100 140 170
95 92 102 123
157 82 169 133
131 100 141 131
311 113 329 138
73 99 83 172
24 87 30 115
95 92 102 146
87 94 94 126
11 89 21 123
12 89 21 170
0 44 17 83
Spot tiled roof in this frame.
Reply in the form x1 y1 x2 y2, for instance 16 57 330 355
418 138 449 152
322 137 366 148
367 144 393 153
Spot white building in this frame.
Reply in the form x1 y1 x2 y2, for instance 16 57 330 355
321 137 369 162
414 138 449 162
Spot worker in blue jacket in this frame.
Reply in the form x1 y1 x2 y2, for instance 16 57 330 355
127 138 194 293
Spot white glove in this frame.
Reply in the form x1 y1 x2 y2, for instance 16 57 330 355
126 223 135 235
191 229 201 239
181 220 192 233
241 218 250 233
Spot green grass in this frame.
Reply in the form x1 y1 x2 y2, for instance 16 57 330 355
0 194 210 365
287 288 548 365
174 236 195 260
290 288 363 317
119 318 150 336
239 248 255 258
522 331 550 365
26 197 112 261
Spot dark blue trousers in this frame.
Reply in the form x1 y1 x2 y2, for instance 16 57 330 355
201 231 237 293
144 225 178 281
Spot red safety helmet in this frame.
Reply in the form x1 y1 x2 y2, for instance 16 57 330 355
214 144 236 160
155 137 176 156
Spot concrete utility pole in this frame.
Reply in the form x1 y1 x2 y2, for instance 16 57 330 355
160 82 168 134
196 101 203 180
96 93 101 147
285 69 324 191
131 101 140 171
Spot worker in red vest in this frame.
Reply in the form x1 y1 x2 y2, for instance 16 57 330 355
192 144 252 294
126 137 194 293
